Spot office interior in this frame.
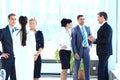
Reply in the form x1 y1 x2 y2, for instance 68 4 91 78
0 0 120 80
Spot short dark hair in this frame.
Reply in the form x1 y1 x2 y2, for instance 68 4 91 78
98 11 108 20
61 18 72 27
77 15 84 20
8 13 16 19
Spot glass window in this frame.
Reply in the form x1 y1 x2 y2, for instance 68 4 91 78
0 0 109 60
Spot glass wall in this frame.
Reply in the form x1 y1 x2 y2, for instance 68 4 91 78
0 0 104 60
0 0 102 41
1 0 119 77
0 0 117 62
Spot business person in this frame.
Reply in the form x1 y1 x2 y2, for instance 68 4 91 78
29 18 44 80
71 15 92 80
59 18 72 80
13 16 36 80
88 12 113 80
0 13 17 80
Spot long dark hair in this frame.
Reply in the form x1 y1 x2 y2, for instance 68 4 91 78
19 16 28 46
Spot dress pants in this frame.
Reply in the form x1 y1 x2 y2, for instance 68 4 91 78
2 58 16 80
98 55 109 80
73 47 90 80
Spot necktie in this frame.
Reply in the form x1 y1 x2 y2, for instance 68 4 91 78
81 26 88 47
12 28 14 34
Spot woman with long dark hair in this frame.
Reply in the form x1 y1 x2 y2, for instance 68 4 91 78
13 16 36 80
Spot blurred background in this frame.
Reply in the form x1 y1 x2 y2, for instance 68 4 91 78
0 0 120 79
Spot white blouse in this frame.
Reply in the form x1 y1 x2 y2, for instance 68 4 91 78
59 27 71 50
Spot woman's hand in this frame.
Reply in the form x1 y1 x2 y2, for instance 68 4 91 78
34 53 39 61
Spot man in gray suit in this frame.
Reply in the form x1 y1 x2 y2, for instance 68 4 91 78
71 15 92 80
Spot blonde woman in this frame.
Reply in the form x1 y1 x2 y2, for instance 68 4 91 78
29 18 44 80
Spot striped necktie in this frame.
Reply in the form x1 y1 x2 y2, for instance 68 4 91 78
81 26 88 47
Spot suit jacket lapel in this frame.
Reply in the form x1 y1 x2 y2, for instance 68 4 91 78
76 25 82 37
98 23 104 34
6 25 13 43
84 26 90 36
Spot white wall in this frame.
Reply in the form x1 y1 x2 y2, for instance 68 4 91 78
108 0 120 79
107 0 117 71
117 0 120 64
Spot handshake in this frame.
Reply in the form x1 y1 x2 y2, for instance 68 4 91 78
88 36 96 42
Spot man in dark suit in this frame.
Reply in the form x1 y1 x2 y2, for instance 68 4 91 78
0 13 17 80
71 15 92 80
88 12 113 80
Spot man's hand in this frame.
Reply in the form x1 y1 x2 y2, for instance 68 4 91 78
87 46 91 50
74 53 80 60
88 36 95 42
1 53 9 59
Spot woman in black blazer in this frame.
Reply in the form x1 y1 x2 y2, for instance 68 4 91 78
29 18 44 80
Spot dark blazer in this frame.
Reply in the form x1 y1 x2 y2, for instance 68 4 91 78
35 30 44 51
0 25 17 63
71 25 92 55
95 22 113 56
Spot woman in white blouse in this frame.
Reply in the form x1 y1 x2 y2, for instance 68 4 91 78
59 18 72 80
13 16 36 80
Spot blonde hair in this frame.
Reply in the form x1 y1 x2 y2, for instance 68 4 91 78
29 17 37 24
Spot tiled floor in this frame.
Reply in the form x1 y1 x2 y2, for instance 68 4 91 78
7 75 97 80
40 75 97 80
40 78 97 80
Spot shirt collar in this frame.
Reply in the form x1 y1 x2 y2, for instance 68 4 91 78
78 25 85 29
8 25 15 35
8 25 15 30
101 21 107 26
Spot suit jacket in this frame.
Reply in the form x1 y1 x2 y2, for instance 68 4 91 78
71 25 92 55
95 22 113 56
0 25 18 63
35 30 44 51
